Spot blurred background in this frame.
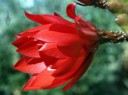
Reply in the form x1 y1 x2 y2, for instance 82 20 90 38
0 0 128 95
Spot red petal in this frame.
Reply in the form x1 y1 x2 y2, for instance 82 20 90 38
43 52 86 89
48 24 76 34
39 39 82 58
39 43 69 58
75 16 96 29
23 68 55 90
51 58 77 76
63 53 94 91
33 30 80 44
22 50 87 90
13 57 46 74
40 54 58 66
22 75 40 90
76 25 98 40
25 12 74 27
57 43 82 57
18 24 52 38
17 40 43 58
75 17 98 45
66 2 76 19
12 37 30 47
53 49 86 77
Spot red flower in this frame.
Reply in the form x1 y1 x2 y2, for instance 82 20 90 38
13 2 99 91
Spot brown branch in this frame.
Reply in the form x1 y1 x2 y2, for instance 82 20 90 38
76 0 109 9
97 29 128 44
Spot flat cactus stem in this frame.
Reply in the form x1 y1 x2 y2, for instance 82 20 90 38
108 0 128 32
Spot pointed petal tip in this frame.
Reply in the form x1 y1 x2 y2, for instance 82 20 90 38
24 11 29 17
62 87 68 92
24 11 29 15
22 75 41 91
12 65 24 73
12 65 22 73
24 12 35 21
54 12 61 17
13 63 19 70
22 86 28 91
62 83 72 91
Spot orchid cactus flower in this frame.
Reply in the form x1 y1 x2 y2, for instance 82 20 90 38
13 2 100 91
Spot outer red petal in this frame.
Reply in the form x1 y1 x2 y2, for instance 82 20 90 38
22 75 39 90
52 49 86 77
63 53 94 91
40 54 77 74
48 24 76 34
23 68 55 90
17 24 52 38
17 24 76 38
76 23 98 42
21 47 86 90
17 40 43 58
75 16 98 47
25 12 74 27
33 30 80 44
41 42 81 58
12 37 30 47
66 2 76 19
75 16 96 29
41 49 86 89
13 57 46 74
51 58 77 76
39 43 70 58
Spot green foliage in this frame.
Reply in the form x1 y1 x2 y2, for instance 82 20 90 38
0 0 128 95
